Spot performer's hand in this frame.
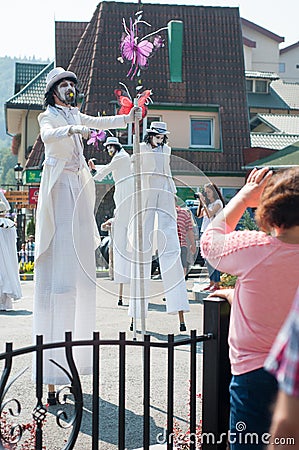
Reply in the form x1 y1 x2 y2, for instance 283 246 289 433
69 125 90 140
124 106 142 123
88 159 96 170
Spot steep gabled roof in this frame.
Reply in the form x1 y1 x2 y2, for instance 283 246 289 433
55 21 88 68
66 1 249 173
241 18 284 43
6 62 54 109
280 41 299 55
14 62 48 94
5 62 54 135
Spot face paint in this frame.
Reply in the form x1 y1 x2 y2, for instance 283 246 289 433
55 80 76 105
151 134 164 148
107 145 117 157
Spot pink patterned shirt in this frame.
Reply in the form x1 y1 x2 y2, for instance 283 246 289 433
265 287 299 397
201 222 299 375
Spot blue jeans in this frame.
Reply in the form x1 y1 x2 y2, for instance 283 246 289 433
229 368 278 449
205 260 220 282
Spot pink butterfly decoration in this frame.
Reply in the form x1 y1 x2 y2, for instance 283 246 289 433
87 130 106 150
120 12 166 80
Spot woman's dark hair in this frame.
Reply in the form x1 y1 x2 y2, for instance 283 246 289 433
197 182 225 216
255 167 299 232
44 78 79 107
144 132 168 145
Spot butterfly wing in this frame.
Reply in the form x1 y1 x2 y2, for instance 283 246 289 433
121 34 135 62
114 89 134 115
137 89 152 118
136 40 154 67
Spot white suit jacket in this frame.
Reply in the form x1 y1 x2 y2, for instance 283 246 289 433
35 106 128 261
136 142 176 207
94 148 133 210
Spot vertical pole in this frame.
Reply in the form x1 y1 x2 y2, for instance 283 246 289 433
119 332 126 449
92 331 100 450
133 99 146 336
202 298 231 450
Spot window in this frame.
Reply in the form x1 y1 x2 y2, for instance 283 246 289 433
246 79 253 92
255 80 268 93
279 62 286 73
190 118 214 147
245 78 269 93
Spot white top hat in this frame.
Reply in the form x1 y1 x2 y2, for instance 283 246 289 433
146 121 170 135
103 136 122 148
46 67 77 93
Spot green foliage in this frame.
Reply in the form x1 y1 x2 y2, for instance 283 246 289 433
220 210 259 289
26 218 35 237
220 273 237 288
238 209 259 231
0 146 17 186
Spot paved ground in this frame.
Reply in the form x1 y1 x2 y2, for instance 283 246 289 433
0 271 210 449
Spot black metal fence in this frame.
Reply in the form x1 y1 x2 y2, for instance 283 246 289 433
0 298 230 450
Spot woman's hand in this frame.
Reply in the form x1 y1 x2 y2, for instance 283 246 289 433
239 167 273 208
208 288 234 305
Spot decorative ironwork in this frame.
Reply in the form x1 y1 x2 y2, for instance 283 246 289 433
0 308 230 450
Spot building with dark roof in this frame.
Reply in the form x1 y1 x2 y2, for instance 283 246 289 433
5 1 251 210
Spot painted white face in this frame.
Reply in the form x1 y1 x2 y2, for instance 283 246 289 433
55 80 76 105
151 134 164 148
107 145 117 157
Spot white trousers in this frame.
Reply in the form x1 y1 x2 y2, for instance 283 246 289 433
129 189 190 319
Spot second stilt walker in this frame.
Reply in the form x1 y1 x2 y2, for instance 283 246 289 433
129 122 190 332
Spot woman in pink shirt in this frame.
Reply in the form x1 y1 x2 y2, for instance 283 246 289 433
201 167 299 449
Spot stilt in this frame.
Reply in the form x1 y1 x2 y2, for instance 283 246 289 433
47 383 57 406
118 283 123 306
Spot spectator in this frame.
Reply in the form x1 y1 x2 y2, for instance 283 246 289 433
202 167 299 449
265 286 299 448
0 200 22 311
197 182 225 291
18 243 28 263
26 235 35 262
176 203 196 277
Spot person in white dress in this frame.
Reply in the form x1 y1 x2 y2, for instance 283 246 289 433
89 136 134 302
0 199 22 311
32 67 141 403
129 122 190 332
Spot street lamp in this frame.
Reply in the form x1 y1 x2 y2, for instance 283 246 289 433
14 162 23 188
13 162 24 250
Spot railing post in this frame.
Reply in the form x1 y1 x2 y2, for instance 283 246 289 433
202 298 231 450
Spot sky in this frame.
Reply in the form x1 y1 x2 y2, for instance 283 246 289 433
2 0 299 60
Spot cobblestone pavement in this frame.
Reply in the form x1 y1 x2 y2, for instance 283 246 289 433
0 272 209 449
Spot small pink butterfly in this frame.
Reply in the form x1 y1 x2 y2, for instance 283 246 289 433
119 12 166 80
87 130 106 150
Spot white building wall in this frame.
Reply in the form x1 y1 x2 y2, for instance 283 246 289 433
243 46 253 70
242 24 280 73
279 47 299 82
